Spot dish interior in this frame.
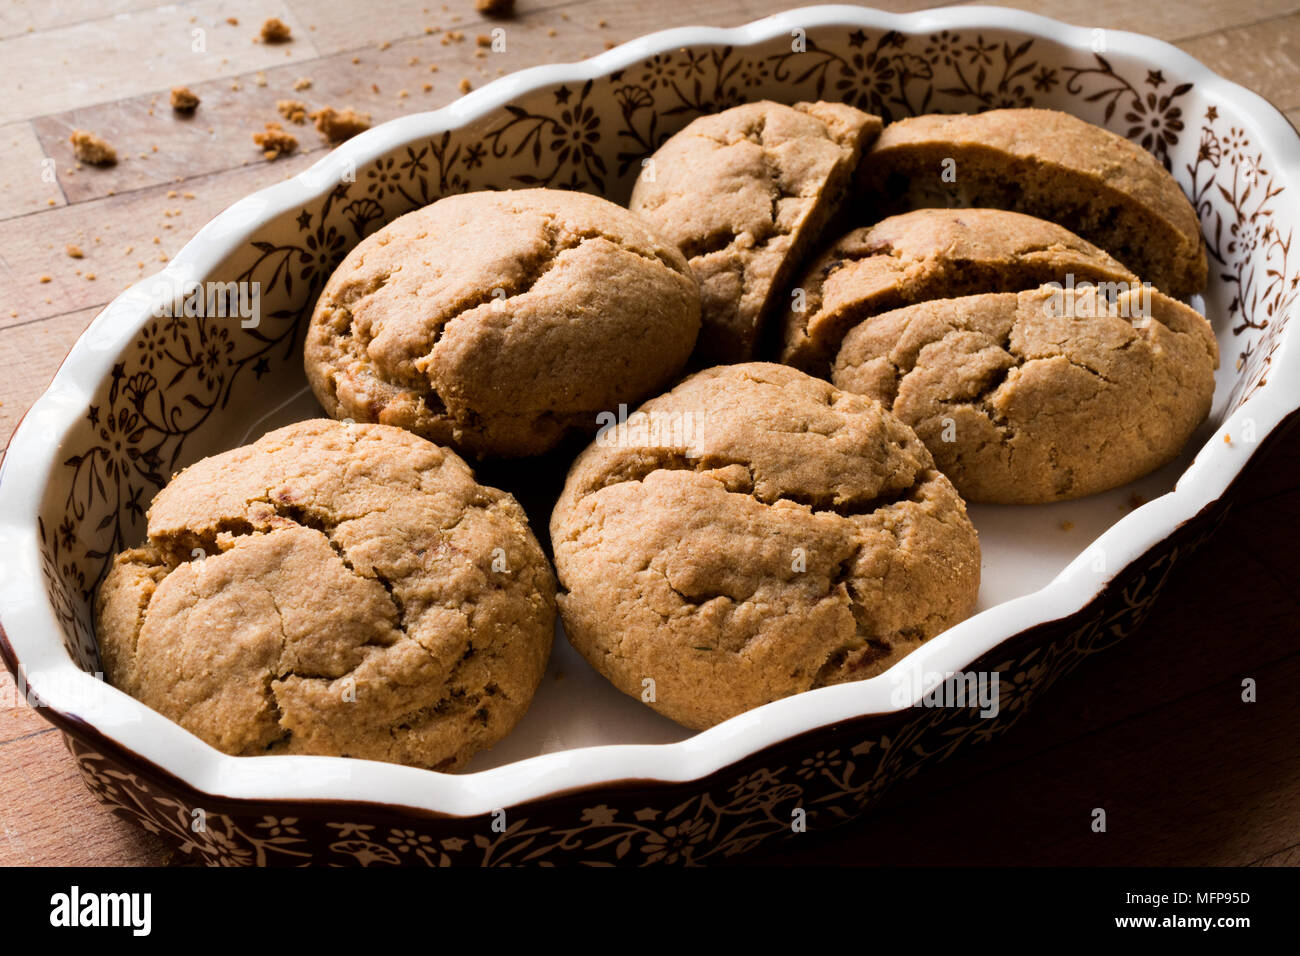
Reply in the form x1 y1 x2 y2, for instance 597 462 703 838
29 17 1295 773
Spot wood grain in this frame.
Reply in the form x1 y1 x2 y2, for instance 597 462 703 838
0 122 66 219
1179 12 1300 112
0 306 102 453
1 0 1298 867
0 153 316 329
982 0 1300 42
0 0 320 125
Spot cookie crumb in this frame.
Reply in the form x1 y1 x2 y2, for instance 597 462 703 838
276 99 309 124
293 76 312 91
1128 491 1146 509
170 86 200 112
476 33 491 47
69 130 117 166
458 77 472 94
39 274 51 283
475 0 514 16
65 244 84 258
260 17 292 43
1060 520 1074 531
252 121 298 160
226 16 239 26
310 106 371 143
254 71 268 87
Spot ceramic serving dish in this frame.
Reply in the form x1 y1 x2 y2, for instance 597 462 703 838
2 4 1297 867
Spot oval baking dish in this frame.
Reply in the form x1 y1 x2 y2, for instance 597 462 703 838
1 4 1297 865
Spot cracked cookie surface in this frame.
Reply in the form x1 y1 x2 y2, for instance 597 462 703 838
628 101 882 363
779 208 1137 373
94 419 556 770
549 363 980 730
860 108 1207 298
304 188 701 458
832 285 1219 503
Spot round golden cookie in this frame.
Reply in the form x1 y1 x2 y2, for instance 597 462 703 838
304 188 701 458
860 108 1207 297
778 208 1138 373
94 419 556 771
550 363 981 730
628 101 882 363
831 285 1220 503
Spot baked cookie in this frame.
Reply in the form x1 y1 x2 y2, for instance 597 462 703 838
779 208 1138 373
628 101 882 363
860 109 1207 297
831 285 1219 503
305 188 701 458
95 419 556 771
550 363 980 730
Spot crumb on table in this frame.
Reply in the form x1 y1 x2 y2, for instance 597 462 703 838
276 99 308 124
311 106 371 143
170 86 200 112
69 130 117 166
293 76 312 91
475 0 515 17
252 121 298 160
65 244 84 259
260 17 292 43
459 77 473 94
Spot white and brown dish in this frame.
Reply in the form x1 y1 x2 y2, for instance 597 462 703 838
1 5 1297 866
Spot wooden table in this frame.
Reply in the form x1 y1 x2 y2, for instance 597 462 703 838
2 0 1298 867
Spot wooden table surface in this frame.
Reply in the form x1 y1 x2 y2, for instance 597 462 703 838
1 0 1298 867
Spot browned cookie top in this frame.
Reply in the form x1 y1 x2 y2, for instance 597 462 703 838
779 208 1139 373
305 188 701 458
832 285 1219 503
95 419 556 771
551 363 980 730
629 101 882 363
860 109 1207 297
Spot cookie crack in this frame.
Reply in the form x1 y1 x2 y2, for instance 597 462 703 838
580 449 926 520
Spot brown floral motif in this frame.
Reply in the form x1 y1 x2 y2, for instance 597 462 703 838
1186 109 1295 405
1062 54 1193 166
613 47 749 176
484 80 607 192
73 749 311 866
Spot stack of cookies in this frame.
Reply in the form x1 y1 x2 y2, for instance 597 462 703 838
96 101 1217 765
